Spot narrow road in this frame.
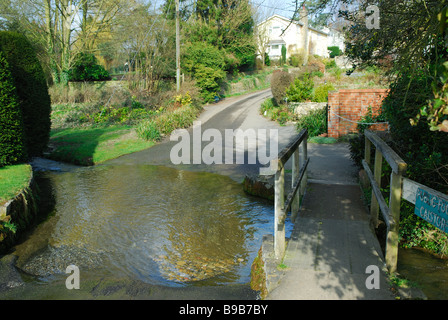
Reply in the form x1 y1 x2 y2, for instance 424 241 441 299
105 89 299 182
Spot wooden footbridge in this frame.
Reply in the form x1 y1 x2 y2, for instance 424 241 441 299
261 129 445 299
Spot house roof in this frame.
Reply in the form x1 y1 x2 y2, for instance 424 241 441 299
269 39 287 45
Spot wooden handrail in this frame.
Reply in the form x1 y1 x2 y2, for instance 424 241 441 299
271 129 309 259
364 130 407 175
363 130 407 273
272 128 308 171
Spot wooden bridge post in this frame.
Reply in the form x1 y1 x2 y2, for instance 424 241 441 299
291 148 300 222
300 135 308 197
274 165 286 259
272 129 309 260
385 171 403 273
364 135 371 164
370 149 383 228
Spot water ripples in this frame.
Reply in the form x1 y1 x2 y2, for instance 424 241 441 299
14 164 291 287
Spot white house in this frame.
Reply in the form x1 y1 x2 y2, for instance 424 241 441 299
256 10 345 61
323 27 346 52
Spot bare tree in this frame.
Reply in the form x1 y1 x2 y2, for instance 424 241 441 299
0 0 126 84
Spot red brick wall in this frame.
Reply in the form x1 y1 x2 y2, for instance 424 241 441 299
327 89 389 138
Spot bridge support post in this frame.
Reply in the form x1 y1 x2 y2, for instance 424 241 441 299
385 171 403 273
274 166 285 259
291 148 300 222
370 148 383 228
300 135 308 197
272 129 309 260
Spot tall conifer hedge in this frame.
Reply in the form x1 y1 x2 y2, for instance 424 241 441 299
0 31 51 157
0 50 27 166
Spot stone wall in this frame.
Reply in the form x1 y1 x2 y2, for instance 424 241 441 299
291 102 327 117
327 89 389 138
334 56 353 69
0 170 39 252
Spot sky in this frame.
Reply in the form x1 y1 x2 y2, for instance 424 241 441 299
250 0 298 21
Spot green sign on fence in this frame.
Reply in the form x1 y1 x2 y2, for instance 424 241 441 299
415 188 448 233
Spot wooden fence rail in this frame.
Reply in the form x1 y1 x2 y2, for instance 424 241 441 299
362 130 407 273
270 128 309 259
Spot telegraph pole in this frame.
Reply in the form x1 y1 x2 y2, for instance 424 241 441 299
176 0 181 92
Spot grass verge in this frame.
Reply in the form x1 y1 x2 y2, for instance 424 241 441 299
48 126 154 166
0 164 32 205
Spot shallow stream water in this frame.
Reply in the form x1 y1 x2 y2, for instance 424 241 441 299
398 247 448 300
2 163 292 299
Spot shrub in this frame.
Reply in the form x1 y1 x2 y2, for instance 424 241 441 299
154 105 199 135
0 50 27 166
348 133 365 168
136 120 161 141
264 53 271 66
325 59 337 69
383 70 448 193
296 107 327 137
367 66 448 255
69 52 111 82
313 83 335 102
307 57 326 73
289 51 305 67
193 65 226 102
270 70 293 105
328 46 342 58
0 31 51 156
285 73 314 103
310 70 324 78
260 97 277 114
136 105 201 141
281 45 287 65
182 42 227 102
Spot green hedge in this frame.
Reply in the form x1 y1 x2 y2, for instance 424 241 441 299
0 51 27 166
69 52 111 82
0 31 51 157
328 46 342 58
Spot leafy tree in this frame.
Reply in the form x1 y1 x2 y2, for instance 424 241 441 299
183 0 256 72
0 0 127 85
173 0 256 97
113 1 177 91
69 52 111 82
182 42 226 101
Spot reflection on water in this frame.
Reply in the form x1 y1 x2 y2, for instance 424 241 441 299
13 165 291 291
398 248 448 300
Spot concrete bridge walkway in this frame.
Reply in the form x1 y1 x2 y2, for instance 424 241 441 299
265 143 396 300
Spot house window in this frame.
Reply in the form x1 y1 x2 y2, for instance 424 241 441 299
272 26 281 37
272 45 279 50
